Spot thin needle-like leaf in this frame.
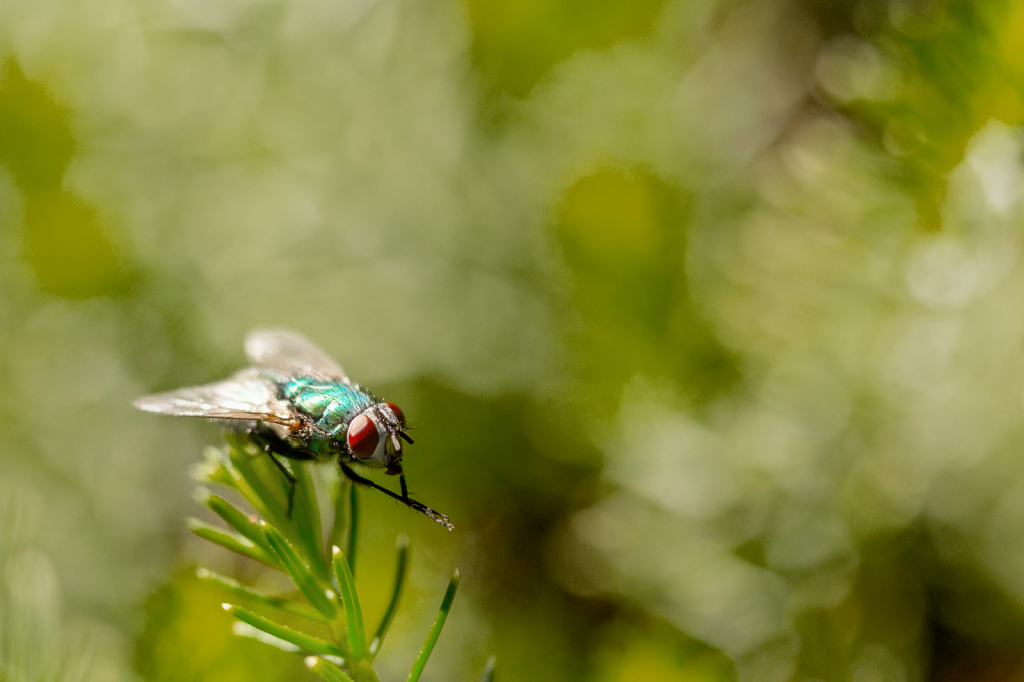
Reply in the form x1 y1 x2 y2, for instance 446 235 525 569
226 436 289 529
347 483 359 574
479 656 496 682
406 570 460 682
190 447 238 489
224 604 344 657
289 462 330 582
197 568 330 622
368 534 409 658
331 478 351 551
332 545 367 658
305 656 355 682
199 490 276 556
186 518 282 569
231 621 301 652
226 439 329 581
265 525 338 619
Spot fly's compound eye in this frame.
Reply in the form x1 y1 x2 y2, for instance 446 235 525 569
347 414 378 460
385 402 406 427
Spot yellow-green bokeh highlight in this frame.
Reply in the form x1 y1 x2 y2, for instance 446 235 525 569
0 61 129 297
555 168 736 410
465 0 666 97
136 570 301 682
590 620 734 682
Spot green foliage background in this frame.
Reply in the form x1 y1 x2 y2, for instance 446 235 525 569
2 0 1024 680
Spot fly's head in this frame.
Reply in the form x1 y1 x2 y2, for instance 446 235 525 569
343 402 413 475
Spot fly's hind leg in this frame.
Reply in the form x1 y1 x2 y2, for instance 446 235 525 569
339 462 453 531
267 452 298 518
246 424 313 518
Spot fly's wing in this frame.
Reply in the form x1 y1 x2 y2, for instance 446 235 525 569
133 368 299 426
244 328 348 383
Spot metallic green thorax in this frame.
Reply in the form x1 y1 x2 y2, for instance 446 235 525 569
282 377 375 445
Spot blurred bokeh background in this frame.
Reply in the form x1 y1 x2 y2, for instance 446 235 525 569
3 0 1024 680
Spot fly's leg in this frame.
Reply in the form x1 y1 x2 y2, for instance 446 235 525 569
245 424 313 518
267 452 298 518
400 474 409 501
339 462 453 531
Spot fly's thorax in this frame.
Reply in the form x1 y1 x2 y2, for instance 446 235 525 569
283 377 373 423
344 403 407 473
307 433 342 462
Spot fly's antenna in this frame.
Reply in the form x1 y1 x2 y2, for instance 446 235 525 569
398 431 414 445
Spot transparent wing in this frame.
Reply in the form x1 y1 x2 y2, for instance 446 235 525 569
244 328 348 382
133 368 298 425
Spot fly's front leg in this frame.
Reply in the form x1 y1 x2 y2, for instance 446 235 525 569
339 462 453 531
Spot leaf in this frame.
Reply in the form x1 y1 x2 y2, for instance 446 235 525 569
332 545 367 659
190 447 239 489
305 656 355 682
479 655 496 682
330 478 351 552
223 604 344 657
347 483 359 575
264 526 338 619
199 491 276 557
289 459 329 582
225 436 289 529
196 568 329 623
230 621 301 652
369 534 409 658
186 518 281 569
406 570 459 682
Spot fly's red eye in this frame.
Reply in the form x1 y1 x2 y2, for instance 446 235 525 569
385 402 406 427
347 414 378 459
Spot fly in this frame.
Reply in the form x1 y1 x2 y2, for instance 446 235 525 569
134 329 452 530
